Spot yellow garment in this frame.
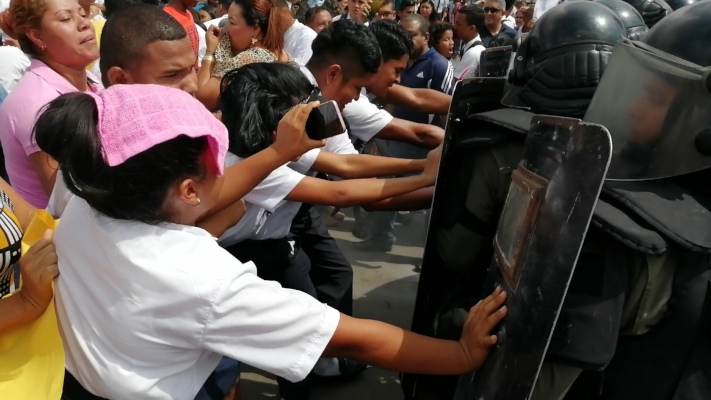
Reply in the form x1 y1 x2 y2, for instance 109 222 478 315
0 210 63 400
87 19 106 71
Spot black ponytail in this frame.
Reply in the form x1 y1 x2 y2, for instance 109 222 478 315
33 93 209 224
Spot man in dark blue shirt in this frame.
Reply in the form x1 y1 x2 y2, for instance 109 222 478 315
479 0 519 45
393 13 454 129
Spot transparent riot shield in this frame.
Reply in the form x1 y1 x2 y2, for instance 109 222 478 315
403 77 523 400
479 46 514 78
454 116 612 400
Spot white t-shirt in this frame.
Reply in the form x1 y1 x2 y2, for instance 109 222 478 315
299 66 393 144
502 14 516 28
454 35 486 80
196 23 207 66
0 46 30 94
219 150 319 246
55 197 340 400
284 20 317 66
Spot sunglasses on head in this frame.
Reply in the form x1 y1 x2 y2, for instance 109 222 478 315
483 6 502 13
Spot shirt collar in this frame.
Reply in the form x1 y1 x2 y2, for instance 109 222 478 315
415 47 437 62
464 35 482 49
27 58 101 94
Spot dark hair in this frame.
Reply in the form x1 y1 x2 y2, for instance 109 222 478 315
189 8 208 31
370 19 413 61
33 93 208 224
218 63 314 157
402 13 429 35
199 4 217 19
218 0 232 7
322 0 342 17
399 0 416 11
307 20 381 79
418 0 439 22
305 6 329 24
429 21 453 47
99 5 188 87
233 0 293 54
458 4 485 29
103 0 161 19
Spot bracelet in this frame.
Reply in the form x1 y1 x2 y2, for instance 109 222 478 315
202 54 216 64
205 51 215 57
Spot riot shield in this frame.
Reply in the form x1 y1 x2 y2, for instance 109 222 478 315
479 46 514 78
403 77 525 400
454 116 612 400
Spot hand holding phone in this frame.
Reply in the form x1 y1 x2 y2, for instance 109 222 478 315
305 100 347 140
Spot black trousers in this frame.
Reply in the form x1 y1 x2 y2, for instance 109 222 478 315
290 203 354 316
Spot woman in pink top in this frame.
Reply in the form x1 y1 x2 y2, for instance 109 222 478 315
0 0 101 208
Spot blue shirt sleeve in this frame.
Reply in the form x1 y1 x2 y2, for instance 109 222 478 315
428 56 455 95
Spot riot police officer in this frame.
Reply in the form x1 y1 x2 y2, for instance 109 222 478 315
581 3 711 398
595 0 649 39
403 2 629 399
621 0 672 27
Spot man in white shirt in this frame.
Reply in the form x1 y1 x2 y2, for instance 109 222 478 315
332 0 371 24
0 45 30 94
274 0 318 65
453 4 486 79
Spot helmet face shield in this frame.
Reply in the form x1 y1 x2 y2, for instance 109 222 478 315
583 41 711 180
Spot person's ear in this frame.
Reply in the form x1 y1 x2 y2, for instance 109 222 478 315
177 178 201 207
25 29 46 52
105 66 132 87
325 64 343 86
424 32 430 42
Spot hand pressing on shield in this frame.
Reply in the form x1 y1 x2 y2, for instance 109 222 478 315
459 286 508 369
322 286 507 375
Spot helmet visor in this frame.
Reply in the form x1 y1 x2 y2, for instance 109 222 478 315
583 41 711 180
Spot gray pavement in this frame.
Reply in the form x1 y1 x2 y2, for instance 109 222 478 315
240 211 427 400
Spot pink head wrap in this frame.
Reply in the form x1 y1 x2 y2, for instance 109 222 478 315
90 84 228 175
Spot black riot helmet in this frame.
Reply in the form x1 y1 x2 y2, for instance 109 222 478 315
664 0 698 9
583 0 711 180
644 0 711 67
621 0 672 28
506 1 627 118
594 0 649 40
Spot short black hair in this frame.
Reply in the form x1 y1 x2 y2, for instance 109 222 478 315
219 63 314 157
458 4 485 29
305 6 328 24
307 20 381 79
399 0 416 11
370 19 413 62
100 5 188 86
218 0 232 6
429 21 453 48
104 0 160 19
402 13 429 35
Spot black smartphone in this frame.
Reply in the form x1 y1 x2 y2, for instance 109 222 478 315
305 100 347 140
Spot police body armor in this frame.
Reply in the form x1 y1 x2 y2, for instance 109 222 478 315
578 40 711 399
403 78 534 400
454 116 612 400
